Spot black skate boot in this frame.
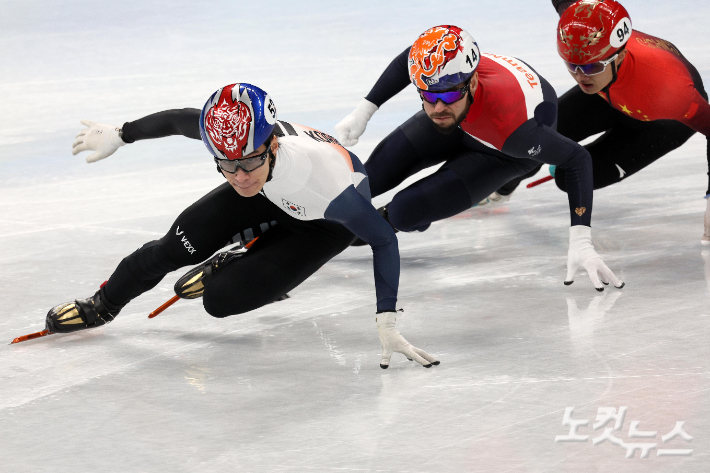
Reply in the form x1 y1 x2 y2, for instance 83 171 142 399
351 205 398 247
46 290 120 333
174 248 247 299
174 248 290 303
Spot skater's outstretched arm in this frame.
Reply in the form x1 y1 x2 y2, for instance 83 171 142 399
501 117 624 291
335 47 410 146
324 185 399 313
121 108 202 142
363 47 412 108
72 108 201 163
324 185 439 369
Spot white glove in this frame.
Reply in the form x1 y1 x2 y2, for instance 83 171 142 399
376 311 439 369
334 99 378 147
477 190 513 207
72 119 125 163
702 197 710 246
565 225 624 291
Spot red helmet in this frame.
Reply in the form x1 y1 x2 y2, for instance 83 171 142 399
557 0 632 64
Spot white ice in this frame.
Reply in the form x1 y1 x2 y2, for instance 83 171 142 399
1 1 710 471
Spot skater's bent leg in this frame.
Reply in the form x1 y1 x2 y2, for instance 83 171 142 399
103 183 279 309
203 224 354 317
388 169 472 232
495 163 544 195
102 238 192 309
365 110 464 197
388 152 537 232
366 129 424 198
555 120 696 191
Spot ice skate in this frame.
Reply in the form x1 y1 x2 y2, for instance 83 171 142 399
172 247 290 305
45 290 119 334
174 248 247 299
476 190 513 207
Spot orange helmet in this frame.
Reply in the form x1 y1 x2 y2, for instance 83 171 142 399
408 25 480 91
557 0 632 65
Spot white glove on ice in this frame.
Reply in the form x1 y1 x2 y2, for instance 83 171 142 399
72 119 125 163
565 225 624 291
702 197 710 246
376 311 439 369
477 190 513 207
334 99 378 147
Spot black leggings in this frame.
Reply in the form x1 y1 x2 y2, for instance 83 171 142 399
365 111 539 232
551 86 697 191
102 182 355 317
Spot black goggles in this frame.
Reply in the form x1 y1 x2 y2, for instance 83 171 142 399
214 147 269 173
419 80 470 105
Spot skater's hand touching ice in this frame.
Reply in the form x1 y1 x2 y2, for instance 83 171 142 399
376 311 439 369
334 99 378 147
565 226 624 291
72 120 125 163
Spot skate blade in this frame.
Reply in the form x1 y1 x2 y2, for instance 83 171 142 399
10 329 53 345
149 237 261 319
148 295 179 319
526 175 553 188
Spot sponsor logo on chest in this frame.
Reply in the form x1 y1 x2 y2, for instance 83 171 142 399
282 198 306 217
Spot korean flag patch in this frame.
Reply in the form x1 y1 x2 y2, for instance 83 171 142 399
282 198 306 217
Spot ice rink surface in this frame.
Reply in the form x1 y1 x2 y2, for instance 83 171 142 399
2 1 710 471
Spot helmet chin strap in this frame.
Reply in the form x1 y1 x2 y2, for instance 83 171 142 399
601 53 624 100
460 86 475 122
266 146 276 182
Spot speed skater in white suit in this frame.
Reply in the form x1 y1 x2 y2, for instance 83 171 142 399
43 83 438 369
